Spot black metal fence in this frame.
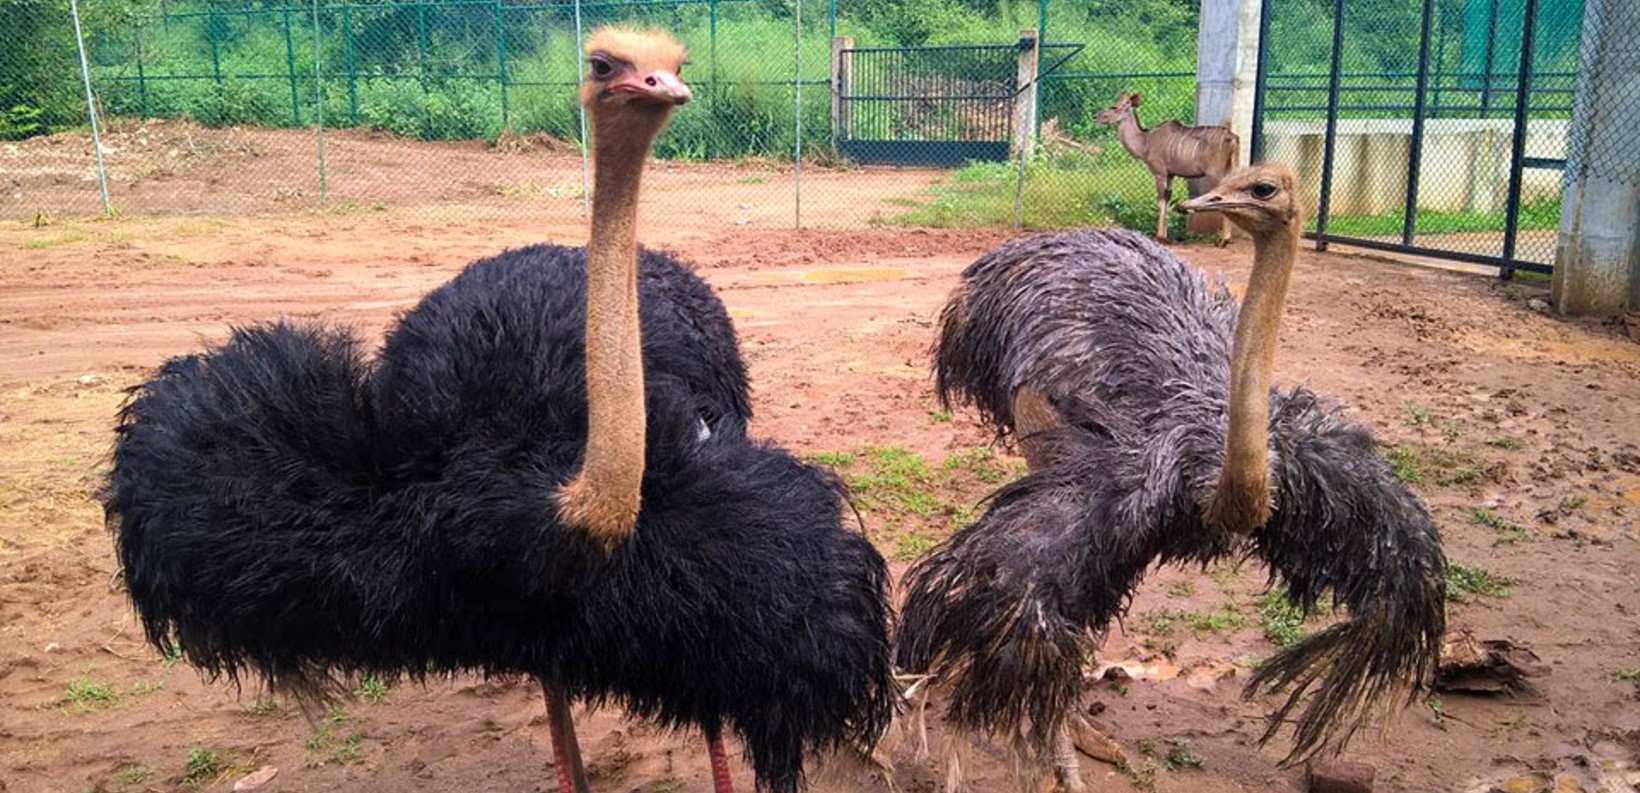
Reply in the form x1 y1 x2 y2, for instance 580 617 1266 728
1253 0 1584 275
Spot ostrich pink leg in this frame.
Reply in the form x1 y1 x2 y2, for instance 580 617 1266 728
543 684 592 793
707 729 735 793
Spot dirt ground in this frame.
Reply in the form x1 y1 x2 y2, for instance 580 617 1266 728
3 137 1640 793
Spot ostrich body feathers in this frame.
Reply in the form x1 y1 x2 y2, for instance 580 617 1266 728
106 244 894 793
902 228 1445 763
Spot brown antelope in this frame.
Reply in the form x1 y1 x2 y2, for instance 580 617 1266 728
1095 92 1237 245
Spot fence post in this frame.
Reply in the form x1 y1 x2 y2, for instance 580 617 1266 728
311 0 328 205
1194 0 1261 169
283 9 302 125
494 0 509 129
207 6 223 87
1249 0 1271 163
135 21 149 116
68 0 112 216
1498 0 1540 277
708 0 717 159
1480 0 1499 118
1012 29 1038 160
342 6 358 125
1400 0 1437 246
830 37 851 153
1313 0 1346 250
794 0 803 229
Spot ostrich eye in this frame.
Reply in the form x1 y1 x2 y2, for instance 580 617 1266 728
589 57 614 78
1250 182 1278 200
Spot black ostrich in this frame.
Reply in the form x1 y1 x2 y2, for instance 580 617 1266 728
896 165 1446 790
105 28 893 793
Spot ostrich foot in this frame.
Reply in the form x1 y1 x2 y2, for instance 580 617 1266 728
543 684 592 793
1049 721 1086 793
1067 714 1128 767
707 729 734 793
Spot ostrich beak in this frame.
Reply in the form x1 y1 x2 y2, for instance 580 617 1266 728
1180 193 1228 213
607 70 692 106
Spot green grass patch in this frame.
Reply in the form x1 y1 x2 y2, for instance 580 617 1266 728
877 150 1208 237
805 451 857 468
61 673 118 713
113 764 153 787
893 532 939 562
1255 588 1308 648
1486 434 1522 450
1446 561 1518 602
928 409 953 424
1384 443 1487 486
1140 604 1248 640
1161 739 1205 771
1161 581 1197 598
305 703 368 764
356 676 390 705
180 746 225 790
1402 402 1431 426
1472 508 1528 545
245 696 280 716
1325 199 1561 237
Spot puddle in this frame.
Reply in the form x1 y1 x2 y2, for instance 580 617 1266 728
746 266 915 286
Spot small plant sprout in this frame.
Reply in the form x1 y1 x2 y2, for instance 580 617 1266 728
1472 508 1527 545
1402 402 1431 426
357 676 390 704
1445 562 1518 602
179 746 225 790
1162 739 1204 771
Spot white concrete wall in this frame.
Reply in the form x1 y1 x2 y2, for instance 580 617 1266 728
1262 118 1568 218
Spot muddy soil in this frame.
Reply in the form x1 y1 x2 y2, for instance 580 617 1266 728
2 167 1639 793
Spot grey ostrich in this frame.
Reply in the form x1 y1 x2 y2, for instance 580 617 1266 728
897 164 1446 791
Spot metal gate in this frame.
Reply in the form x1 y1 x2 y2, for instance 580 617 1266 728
835 42 1024 167
1251 0 1583 276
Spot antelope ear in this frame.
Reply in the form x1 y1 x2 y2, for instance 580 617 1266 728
1130 92 1143 107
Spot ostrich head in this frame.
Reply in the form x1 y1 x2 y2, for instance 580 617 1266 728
1181 163 1300 238
1093 92 1140 124
580 29 691 133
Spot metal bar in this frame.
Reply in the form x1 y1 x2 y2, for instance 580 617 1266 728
1522 156 1564 170
311 0 327 203
1249 0 1272 162
794 0 802 229
1481 0 1499 117
494 0 509 127
1401 0 1436 247
1432 3 1447 118
284 9 302 125
840 43 1022 54
1314 0 1347 251
69 0 112 216
1499 0 1540 278
1307 232 1553 274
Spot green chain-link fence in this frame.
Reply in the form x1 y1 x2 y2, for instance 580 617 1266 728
3 0 1618 272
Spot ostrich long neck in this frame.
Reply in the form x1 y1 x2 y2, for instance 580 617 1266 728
1206 223 1298 534
560 111 666 542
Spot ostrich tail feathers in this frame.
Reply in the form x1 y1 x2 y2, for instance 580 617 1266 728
106 322 380 695
1245 601 1441 764
1248 391 1448 762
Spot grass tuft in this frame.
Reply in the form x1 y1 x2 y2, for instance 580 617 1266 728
1445 561 1518 602
179 746 224 790
1472 508 1528 545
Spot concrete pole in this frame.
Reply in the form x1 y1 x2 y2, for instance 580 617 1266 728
1192 0 1261 236
1013 29 1039 160
1195 0 1261 169
1551 0 1640 315
831 37 852 153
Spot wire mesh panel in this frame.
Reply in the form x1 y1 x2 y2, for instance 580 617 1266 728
1257 0 1585 274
